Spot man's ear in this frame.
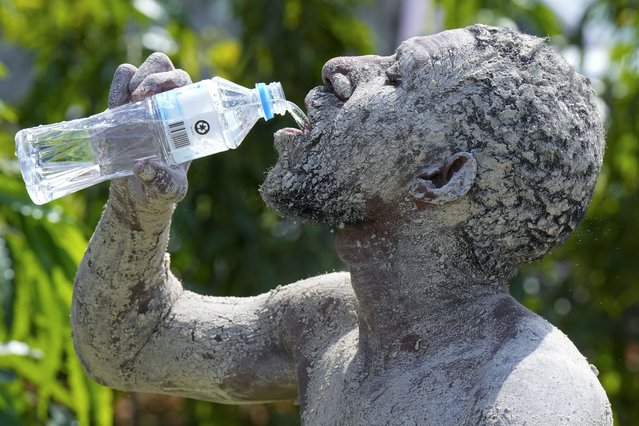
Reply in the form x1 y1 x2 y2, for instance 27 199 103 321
409 152 477 205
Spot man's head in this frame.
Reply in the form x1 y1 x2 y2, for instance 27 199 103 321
261 24 604 278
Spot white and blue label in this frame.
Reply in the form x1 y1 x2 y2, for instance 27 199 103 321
155 81 223 163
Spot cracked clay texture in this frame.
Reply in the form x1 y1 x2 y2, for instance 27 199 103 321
72 25 612 425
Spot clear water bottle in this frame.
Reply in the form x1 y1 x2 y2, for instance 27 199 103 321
15 78 299 205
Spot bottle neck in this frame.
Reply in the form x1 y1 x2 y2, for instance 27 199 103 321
255 82 287 120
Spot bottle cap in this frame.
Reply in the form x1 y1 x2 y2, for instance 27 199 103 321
256 82 287 120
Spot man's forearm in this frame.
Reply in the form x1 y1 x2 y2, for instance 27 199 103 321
71 186 182 388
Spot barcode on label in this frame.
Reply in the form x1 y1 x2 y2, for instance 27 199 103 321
168 121 190 149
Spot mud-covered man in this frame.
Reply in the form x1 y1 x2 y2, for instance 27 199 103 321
72 24 612 425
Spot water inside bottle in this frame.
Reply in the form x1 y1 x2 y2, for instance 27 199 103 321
285 101 310 130
16 101 165 204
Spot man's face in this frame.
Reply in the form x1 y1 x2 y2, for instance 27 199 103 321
260 29 475 226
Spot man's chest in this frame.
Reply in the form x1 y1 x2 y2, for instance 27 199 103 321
298 342 481 425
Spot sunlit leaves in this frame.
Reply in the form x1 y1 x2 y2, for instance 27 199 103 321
0 204 112 424
0 0 142 423
435 0 562 35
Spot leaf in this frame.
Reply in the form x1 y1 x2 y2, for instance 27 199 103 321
0 234 15 334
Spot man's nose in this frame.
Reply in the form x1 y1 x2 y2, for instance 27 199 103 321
321 55 388 101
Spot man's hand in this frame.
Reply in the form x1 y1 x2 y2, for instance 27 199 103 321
108 52 192 214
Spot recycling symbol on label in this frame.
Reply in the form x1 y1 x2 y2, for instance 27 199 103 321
195 120 210 135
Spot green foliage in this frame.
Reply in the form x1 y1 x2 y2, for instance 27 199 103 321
436 0 563 35
0 0 140 423
0 174 113 424
0 0 638 424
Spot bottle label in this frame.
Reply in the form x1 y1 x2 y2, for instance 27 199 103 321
155 81 224 163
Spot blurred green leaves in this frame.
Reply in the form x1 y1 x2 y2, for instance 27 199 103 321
436 0 562 35
0 182 112 424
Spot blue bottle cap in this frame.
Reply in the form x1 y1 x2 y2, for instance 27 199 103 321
256 83 273 120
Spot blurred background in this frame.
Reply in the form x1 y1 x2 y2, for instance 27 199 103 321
0 0 637 424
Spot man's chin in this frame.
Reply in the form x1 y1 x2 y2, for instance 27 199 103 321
259 168 365 226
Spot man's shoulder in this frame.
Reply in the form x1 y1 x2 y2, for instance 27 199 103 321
475 320 612 425
263 272 358 349
265 271 356 309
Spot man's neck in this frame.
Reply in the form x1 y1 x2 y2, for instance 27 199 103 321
335 218 511 370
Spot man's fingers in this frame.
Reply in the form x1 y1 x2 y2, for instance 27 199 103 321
134 160 157 183
108 64 137 109
129 69 192 102
107 54 191 210
133 160 188 202
129 52 175 94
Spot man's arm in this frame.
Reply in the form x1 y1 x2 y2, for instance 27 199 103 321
71 53 297 403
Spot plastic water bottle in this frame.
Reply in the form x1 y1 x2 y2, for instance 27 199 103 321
15 77 307 205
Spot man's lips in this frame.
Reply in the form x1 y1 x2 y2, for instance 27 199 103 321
281 127 305 136
273 85 337 155
274 117 313 140
274 127 304 155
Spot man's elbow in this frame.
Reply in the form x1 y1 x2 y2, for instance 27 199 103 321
71 264 183 390
71 323 139 391
71 298 150 391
